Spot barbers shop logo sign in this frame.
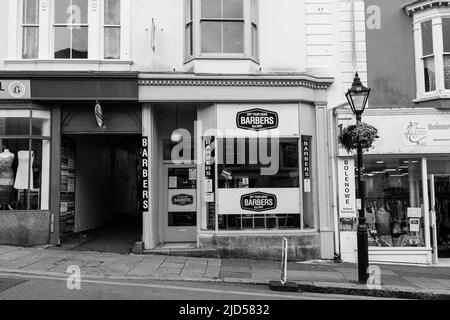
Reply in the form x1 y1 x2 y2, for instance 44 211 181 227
241 192 277 212
172 194 194 206
236 108 279 131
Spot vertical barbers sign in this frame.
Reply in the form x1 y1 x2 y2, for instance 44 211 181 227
338 157 357 218
0 80 31 100
141 137 149 211
302 136 312 193
236 108 279 131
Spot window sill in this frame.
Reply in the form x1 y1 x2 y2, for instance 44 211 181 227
5 59 134 65
184 56 260 65
414 91 450 103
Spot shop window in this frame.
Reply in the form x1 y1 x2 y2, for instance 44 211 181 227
104 0 121 59
362 157 425 248
217 138 299 188
22 0 39 59
0 109 51 211
54 0 89 59
184 0 259 60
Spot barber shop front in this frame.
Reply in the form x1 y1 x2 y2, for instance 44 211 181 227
336 108 450 266
139 74 336 260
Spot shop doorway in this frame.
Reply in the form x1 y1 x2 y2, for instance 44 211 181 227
59 134 143 254
429 174 450 264
163 164 197 243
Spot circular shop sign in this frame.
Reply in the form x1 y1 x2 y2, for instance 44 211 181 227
8 81 26 98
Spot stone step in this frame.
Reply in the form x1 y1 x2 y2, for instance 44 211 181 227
143 248 220 259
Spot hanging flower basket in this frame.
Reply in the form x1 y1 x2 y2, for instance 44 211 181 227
338 122 379 153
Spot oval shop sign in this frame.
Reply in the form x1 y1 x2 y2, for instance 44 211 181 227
172 194 194 206
240 192 277 212
236 108 279 131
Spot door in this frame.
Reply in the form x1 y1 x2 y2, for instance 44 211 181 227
164 165 197 242
429 174 439 264
430 175 450 261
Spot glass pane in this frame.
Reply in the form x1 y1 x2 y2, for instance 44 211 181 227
0 110 31 135
362 157 425 248
445 55 450 89
54 27 71 58
105 0 121 25
185 24 193 58
168 212 196 227
32 110 51 137
168 168 196 189
72 26 88 58
443 18 450 52
223 22 244 53
422 20 433 56
0 140 30 210
104 27 120 59
23 0 39 24
201 22 221 53
223 0 243 18
22 27 39 59
251 24 258 59
72 0 88 24
218 138 299 188
55 0 71 24
424 56 436 92
28 140 50 210
201 0 221 18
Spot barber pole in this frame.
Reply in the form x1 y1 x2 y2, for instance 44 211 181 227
95 101 105 128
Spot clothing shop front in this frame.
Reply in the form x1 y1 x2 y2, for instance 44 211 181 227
336 108 450 265
139 74 336 260
0 73 140 249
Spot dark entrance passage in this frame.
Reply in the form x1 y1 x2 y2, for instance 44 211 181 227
59 134 142 254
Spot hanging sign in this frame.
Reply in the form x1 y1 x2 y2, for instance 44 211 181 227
141 137 149 211
236 108 279 131
240 192 277 212
338 157 357 218
172 194 194 206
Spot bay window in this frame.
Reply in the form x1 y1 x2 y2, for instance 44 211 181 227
421 20 435 93
184 0 259 60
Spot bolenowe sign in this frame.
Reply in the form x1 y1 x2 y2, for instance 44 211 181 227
240 192 277 212
172 194 194 206
236 108 279 131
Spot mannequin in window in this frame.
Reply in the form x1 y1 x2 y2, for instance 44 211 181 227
0 148 15 210
14 151 34 191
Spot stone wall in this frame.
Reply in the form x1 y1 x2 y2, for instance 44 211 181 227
199 233 321 261
0 211 50 246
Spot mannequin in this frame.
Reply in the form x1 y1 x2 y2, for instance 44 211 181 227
0 148 15 209
14 151 34 190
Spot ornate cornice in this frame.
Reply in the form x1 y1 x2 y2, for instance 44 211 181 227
404 0 450 16
138 75 333 90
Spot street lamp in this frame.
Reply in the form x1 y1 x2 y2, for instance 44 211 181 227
345 72 371 284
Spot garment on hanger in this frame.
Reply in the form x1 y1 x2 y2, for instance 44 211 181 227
375 207 392 236
14 151 33 190
0 151 15 205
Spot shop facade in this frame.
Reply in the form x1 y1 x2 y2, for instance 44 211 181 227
139 74 337 260
0 72 140 247
335 107 450 265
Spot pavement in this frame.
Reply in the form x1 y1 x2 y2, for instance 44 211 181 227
0 245 449 300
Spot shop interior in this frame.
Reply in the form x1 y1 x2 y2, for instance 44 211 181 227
60 134 142 254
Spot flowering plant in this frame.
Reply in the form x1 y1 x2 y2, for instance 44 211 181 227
338 122 379 153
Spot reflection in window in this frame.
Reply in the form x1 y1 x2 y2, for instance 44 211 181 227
104 0 121 59
22 0 39 59
443 19 450 89
422 20 435 92
217 138 299 189
362 157 425 247
54 0 88 59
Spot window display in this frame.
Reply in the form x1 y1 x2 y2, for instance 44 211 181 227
0 108 51 211
362 157 425 247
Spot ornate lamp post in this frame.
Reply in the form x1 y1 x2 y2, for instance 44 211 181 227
345 72 371 284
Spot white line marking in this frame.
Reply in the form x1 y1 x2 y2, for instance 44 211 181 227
0 272 338 300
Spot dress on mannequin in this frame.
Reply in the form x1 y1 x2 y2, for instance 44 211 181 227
14 151 33 190
0 149 15 207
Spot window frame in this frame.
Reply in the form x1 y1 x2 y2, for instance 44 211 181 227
102 0 121 60
184 0 260 62
21 0 40 59
0 105 52 212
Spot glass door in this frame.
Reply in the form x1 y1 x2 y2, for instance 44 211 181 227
429 174 439 264
164 165 197 242
430 175 450 261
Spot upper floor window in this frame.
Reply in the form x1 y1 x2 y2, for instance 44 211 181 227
184 0 259 61
22 0 39 59
54 0 89 59
16 0 125 61
442 18 450 89
421 20 435 92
